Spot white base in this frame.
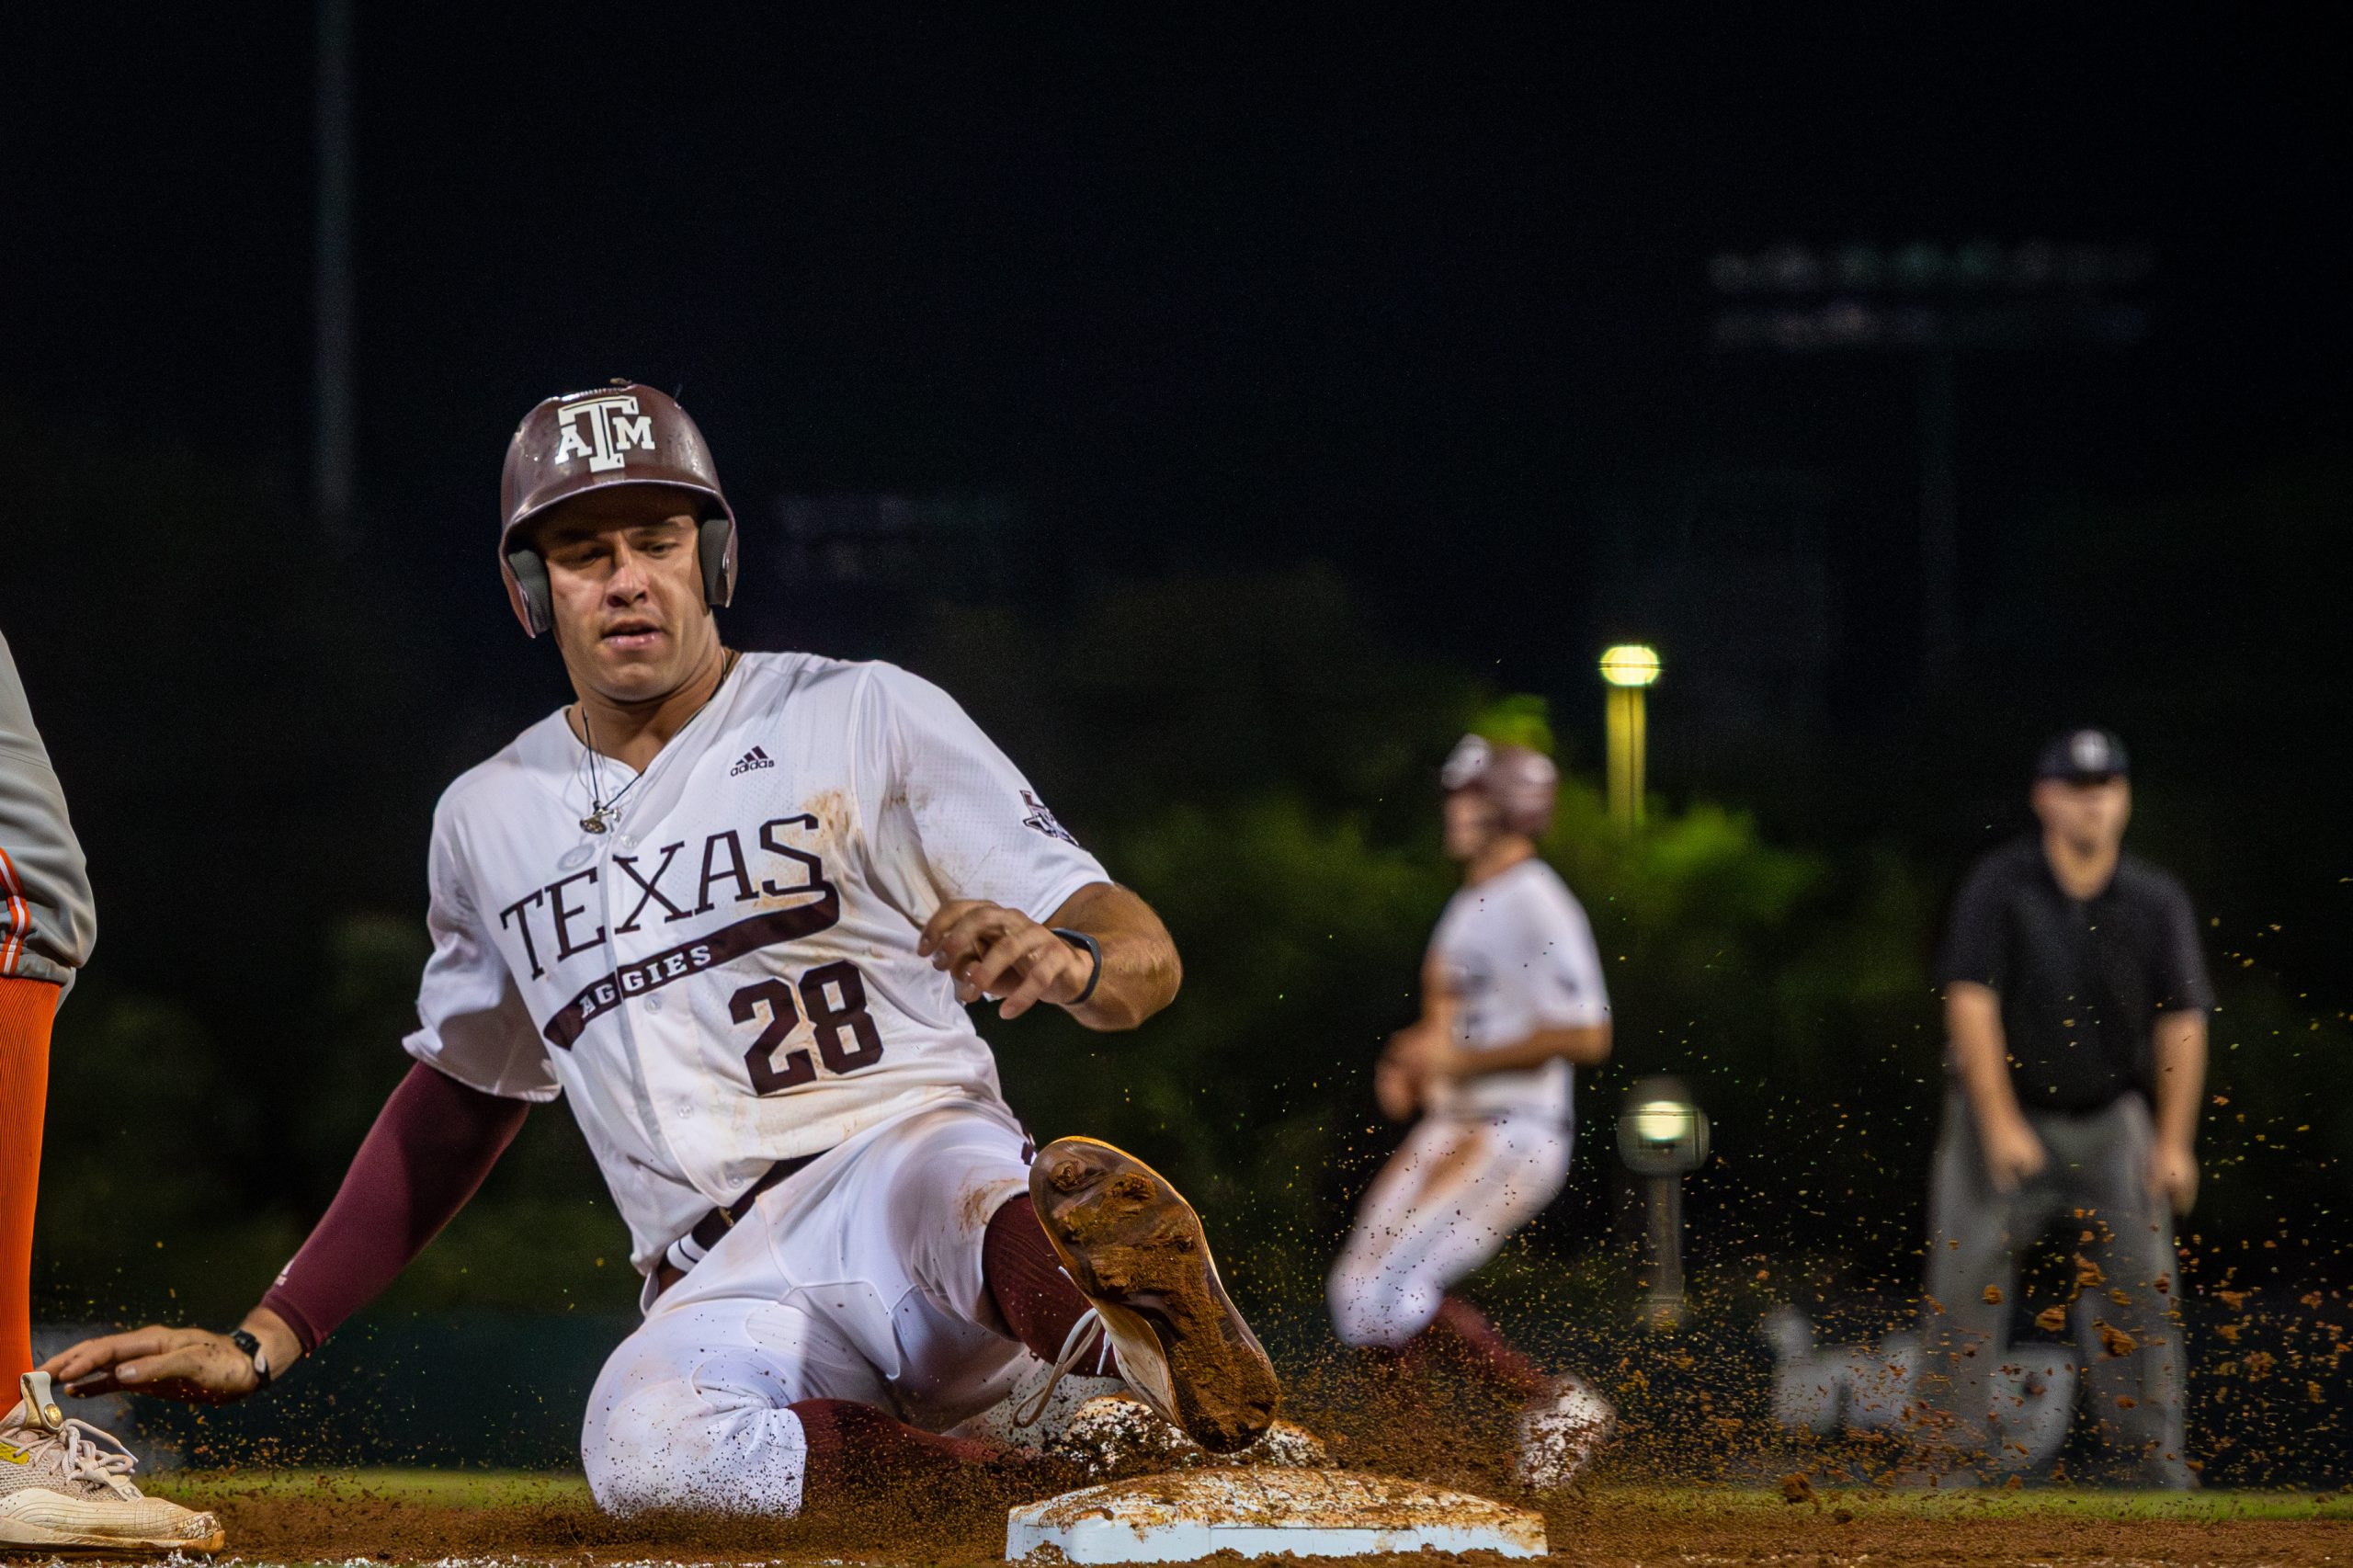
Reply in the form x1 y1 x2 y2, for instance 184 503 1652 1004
1006 1467 1545 1562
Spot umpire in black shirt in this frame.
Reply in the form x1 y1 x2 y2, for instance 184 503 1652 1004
1912 729 2211 1488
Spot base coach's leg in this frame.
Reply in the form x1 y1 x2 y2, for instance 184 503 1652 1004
0 978 58 1380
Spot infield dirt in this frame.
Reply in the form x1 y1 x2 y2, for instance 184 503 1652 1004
45 1470 2336 1568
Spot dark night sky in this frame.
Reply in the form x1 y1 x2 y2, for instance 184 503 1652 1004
7 8 2353 1293
10 12 2339 528
4 9 2344 803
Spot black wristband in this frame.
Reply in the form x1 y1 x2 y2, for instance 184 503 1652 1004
1049 927 1104 1006
228 1327 274 1390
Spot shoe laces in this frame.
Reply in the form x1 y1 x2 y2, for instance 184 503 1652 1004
1012 1307 1115 1429
10 1413 142 1493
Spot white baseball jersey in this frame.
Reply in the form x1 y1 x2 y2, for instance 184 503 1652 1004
1424 857 1608 1123
404 652 1108 1275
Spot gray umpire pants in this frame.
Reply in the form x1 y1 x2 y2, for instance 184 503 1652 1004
1911 1092 2187 1476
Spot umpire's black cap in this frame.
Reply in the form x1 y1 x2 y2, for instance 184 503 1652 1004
2036 728 2131 783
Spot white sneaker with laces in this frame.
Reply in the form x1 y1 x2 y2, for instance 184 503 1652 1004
0 1371 223 1552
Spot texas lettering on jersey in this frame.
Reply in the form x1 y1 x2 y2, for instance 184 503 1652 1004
496 814 841 1048
406 653 1109 1273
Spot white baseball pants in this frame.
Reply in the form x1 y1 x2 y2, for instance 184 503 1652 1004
1326 1113 1571 1350
580 1098 1035 1515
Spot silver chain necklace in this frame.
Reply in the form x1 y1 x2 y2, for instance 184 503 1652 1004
576 649 739 835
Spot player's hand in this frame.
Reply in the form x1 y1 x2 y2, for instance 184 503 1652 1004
1977 1115 2049 1195
1376 1021 1459 1119
2147 1139 2199 1215
40 1325 264 1405
1373 1052 1419 1120
1387 1020 1463 1081
917 899 1094 1018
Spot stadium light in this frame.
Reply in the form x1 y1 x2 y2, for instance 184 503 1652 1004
1599 646 1659 831
1599 644 1661 687
1617 1075 1711 1329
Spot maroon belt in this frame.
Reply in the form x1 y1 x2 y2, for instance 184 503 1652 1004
653 1147 828 1299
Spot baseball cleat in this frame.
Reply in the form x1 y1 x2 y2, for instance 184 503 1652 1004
1513 1372 1617 1491
0 1371 224 1553
1029 1136 1282 1453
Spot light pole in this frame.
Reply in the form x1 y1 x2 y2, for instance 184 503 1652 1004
1617 1075 1711 1330
314 0 356 546
1599 644 1660 832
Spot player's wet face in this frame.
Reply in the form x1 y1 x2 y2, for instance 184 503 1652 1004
2032 776 2132 853
1443 789 1500 862
533 488 717 701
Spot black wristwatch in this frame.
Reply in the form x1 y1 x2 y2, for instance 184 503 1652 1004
1049 927 1104 1006
228 1327 274 1390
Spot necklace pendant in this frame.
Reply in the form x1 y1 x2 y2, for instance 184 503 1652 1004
581 813 608 835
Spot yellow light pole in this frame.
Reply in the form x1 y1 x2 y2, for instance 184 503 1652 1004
1599 644 1660 831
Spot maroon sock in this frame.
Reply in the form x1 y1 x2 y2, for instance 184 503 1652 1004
984 1195 1099 1364
791 1398 1002 1497
1410 1294 1552 1402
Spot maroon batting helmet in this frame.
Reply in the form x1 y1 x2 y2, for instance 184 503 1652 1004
1441 733 1559 837
496 382 739 637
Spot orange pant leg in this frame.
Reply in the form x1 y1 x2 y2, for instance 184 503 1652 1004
0 976 58 1378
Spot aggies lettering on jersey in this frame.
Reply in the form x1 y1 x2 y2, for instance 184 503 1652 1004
404 653 1107 1274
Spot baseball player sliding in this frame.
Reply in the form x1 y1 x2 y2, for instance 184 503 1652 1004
45 383 1281 1516
1327 733 1617 1487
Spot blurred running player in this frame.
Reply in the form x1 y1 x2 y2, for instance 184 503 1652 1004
1327 732 1616 1488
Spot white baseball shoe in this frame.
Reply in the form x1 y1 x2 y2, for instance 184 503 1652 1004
0 1371 223 1552
1513 1372 1617 1491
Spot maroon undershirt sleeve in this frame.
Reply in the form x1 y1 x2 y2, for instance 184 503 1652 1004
258 1060 529 1352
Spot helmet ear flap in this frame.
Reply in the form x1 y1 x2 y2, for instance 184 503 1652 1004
698 515 737 609
505 549 553 637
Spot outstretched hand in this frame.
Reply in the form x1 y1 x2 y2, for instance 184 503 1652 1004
40 1324 265 1405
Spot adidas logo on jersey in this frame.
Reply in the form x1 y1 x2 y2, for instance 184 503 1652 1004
730 746 776 777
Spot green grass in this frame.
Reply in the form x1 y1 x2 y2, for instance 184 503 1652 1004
1581 1483 2353 1522
145 1468 589 1508
140 1468 2351 1522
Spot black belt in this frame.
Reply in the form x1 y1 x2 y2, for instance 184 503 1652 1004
686 1147 827 1256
